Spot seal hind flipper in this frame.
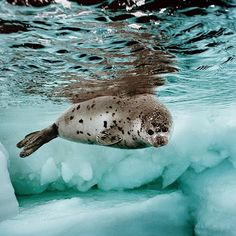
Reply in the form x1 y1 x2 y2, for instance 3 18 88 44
96 129 122 146
17 124 58 158
17 131 40 148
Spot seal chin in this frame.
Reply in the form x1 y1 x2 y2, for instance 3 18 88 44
153 135 169 148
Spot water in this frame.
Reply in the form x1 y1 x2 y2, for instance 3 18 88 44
1 1 236 109
1 1 236 235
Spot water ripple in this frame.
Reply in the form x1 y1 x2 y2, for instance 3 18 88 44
0 1 236 109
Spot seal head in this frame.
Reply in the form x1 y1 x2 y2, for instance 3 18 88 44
140 107 172 148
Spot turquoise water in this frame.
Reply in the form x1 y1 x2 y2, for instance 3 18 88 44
0 1 236 235
1 1 236 109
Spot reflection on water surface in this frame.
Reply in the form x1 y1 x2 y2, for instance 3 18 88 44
0 0 236 109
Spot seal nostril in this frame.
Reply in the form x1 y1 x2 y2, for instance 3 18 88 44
161 127 168 132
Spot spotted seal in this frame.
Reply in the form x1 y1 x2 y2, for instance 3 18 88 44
17 94 172 157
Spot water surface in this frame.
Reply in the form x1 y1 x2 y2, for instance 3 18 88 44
1 0 235 110
1 1 236 235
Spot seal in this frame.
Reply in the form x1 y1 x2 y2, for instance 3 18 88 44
17 94 172 157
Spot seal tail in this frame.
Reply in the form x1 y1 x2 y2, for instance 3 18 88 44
16 124 58 158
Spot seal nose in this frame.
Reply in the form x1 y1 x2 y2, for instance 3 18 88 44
154 135 168 147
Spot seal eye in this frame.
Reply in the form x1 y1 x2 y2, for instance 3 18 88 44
147 129 154 135
161 127 168 132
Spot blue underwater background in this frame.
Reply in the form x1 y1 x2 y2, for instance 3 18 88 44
0 0 236 235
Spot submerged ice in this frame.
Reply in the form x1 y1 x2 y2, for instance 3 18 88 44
1 1 236 234
182 162 236 236
0 192 191 236
2 105 235 195
1 104 236 235
0 143 18 222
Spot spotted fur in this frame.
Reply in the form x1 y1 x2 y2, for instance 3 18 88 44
17 94 172 157
55 94 172 149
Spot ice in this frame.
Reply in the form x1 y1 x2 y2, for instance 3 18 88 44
98 154 163 190
1 105 236 195
0 191 191 236
0 104 236 235
0 143 18 222
61 162 73 183
181 161 236 236
40 158 60 185
77 161 93 181
160 108 235 186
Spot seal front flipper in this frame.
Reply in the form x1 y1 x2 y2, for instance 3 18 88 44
96 128 122 146
16 124 58 158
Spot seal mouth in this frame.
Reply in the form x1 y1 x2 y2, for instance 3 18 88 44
153 135 168 147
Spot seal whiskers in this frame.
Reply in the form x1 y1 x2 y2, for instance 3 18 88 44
17 124 58 158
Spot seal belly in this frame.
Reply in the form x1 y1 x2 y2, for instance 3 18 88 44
56 103 115 144
55 97 143 147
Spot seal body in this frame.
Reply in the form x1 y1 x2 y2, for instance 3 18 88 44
17 94 172 157
56 94 172 148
